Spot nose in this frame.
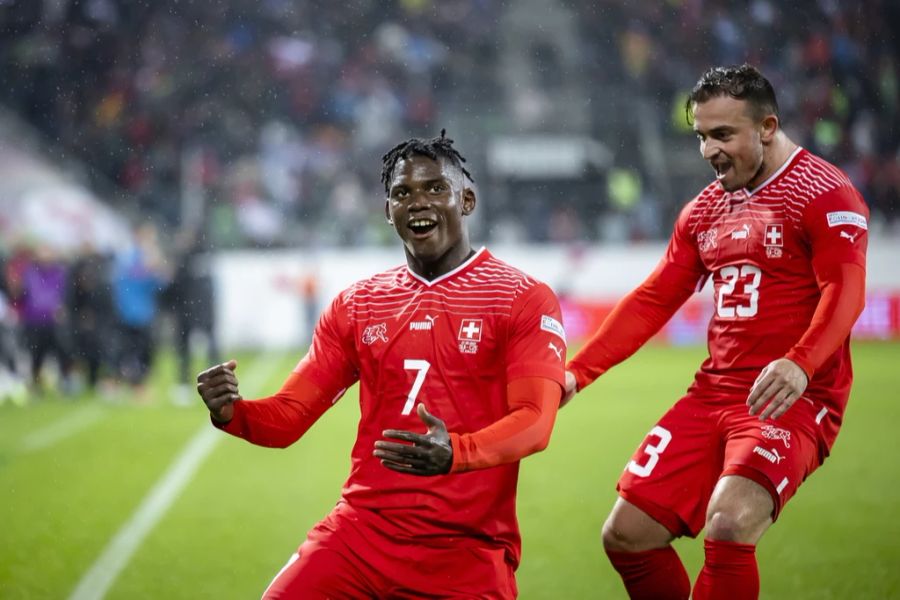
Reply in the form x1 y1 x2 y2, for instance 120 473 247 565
702 139 720 160
408 190 431 210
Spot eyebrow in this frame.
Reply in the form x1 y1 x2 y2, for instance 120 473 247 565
390 177 449 191
694 125 735 136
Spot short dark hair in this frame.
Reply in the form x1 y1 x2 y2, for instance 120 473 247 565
381 129 473 193
685 64 779 125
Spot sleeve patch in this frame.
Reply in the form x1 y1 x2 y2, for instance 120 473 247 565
540 315 566 343
827 211 868 230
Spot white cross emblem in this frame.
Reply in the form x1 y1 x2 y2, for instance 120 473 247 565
765 224 783 247
458 319 483 342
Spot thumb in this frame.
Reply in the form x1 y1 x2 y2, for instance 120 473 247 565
224 359 238 371
417 403 442 428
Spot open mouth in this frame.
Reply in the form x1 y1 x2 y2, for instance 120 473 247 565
408 218 438 237
713 161 732 181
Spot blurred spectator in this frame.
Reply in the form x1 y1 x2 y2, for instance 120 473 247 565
111 223 168 393
165 228 220 405
0 285 27 405
17 246 74 394
68 249 115 391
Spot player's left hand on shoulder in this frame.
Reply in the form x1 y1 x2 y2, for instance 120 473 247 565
374 404 452 476
746 358 809 421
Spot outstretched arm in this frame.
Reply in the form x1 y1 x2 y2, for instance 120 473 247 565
197 360 337 448
373 376 562 475
566 259 703 393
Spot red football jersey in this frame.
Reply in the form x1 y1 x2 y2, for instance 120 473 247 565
294 248 566 566
666 148 868 440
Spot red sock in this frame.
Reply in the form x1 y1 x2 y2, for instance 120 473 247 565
605 546 690 600
692 538 759 600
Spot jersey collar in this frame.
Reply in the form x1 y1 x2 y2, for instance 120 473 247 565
405 246 489 288
746 146 804 197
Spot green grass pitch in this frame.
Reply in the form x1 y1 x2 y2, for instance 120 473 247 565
1 341 899 598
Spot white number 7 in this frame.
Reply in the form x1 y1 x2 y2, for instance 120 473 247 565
402 359 431 415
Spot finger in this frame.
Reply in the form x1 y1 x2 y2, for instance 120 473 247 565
747 377 778 413
373 449 430 466
197 365 238 385
757 385 791 421
382 430 429 445
763 389 797 421
565 371 577 394
417 404 445 429
200 381 239 398
197 372 238 391
374 440 427 455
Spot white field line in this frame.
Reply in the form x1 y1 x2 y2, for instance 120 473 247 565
20 406 106 453
68 357 286 600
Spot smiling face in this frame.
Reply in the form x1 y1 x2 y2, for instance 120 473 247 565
692 94 778 192
385 154 476 279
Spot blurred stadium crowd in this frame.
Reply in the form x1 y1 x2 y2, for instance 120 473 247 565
0 222 217 403
1 0 898 247
0 0 898 400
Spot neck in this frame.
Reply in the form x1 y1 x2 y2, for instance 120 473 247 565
407 243 476 281
749 131 798 190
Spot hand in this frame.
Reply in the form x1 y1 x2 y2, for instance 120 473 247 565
374 404 452 476
196 359 242 423
747 358 808 421
560 370 578 408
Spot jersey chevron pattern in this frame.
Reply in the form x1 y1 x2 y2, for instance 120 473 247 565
295 248 565 566
667 147 868 444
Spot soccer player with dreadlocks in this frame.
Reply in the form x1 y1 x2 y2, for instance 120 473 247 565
197 131 566 598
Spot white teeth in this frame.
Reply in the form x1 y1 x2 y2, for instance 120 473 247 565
410 219 436 227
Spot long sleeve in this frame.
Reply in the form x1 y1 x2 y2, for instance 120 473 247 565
448 377 561 473
567 259 702 391
785 262 866 378
216 371 336 448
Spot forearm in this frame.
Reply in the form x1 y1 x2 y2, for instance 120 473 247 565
567 262 699 390
216 372 333 448
785 263 866 378
448 377 561 473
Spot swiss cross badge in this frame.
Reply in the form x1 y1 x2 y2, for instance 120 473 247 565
764 223 783 258
458 318 483 354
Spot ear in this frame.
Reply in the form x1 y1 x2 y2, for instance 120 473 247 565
759 114 779 144
461 187 476 216
384 199 393 224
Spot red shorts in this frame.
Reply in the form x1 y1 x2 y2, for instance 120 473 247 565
617 391 834 538
262 502 517 599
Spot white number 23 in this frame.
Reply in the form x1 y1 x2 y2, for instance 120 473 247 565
716 264 761 318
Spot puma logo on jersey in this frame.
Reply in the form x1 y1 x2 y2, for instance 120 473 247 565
548 342 563 360
410 315 439 331
839 230 859 243
730 224 751 239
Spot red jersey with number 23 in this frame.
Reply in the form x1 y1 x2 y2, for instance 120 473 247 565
293 248 565 567
667 147 867 446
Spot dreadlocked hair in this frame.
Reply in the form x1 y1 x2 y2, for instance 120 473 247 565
381 129 473 193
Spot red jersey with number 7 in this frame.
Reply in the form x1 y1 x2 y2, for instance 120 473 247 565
668 147 867 438
294 248 566 567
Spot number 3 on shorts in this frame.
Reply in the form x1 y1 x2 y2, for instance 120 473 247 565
627 426 672 477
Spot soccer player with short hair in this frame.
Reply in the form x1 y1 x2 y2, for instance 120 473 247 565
197 131 566 599
565 64 868 599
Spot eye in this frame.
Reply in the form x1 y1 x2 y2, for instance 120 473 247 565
430 183 446 193
391 188 409 199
